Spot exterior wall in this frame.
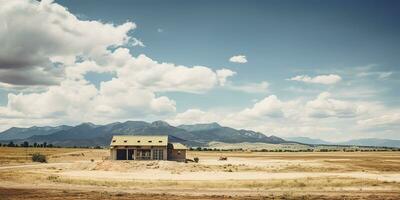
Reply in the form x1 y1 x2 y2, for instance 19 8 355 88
111 146 167 160
168 149 186 162
110 149 116 160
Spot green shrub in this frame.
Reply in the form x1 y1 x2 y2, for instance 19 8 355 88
194 157 199 163
32 153 47 163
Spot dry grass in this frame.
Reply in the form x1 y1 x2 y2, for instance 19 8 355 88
47 176 400 190
0 147 108 166
1 147 400 199
2 187 399 200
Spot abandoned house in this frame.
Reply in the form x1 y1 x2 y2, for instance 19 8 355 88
109 135 187 161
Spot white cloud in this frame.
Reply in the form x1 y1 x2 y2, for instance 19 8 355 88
357 112 400 128
357 71 393 80
0 0 135 86
112 52 234 93
225 81 269 93
216 69 236 86
167 109 220 125
289 74 342 84
130 38 145 47
238 95 285 118
305 92 359 118
0 0 241 130
168 92 396 141
229 55 247 63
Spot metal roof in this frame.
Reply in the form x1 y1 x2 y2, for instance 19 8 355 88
110 135 168 146
170 142 188 150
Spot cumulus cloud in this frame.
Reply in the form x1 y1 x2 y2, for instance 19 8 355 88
239 95 285 118
357 112 400 128
216 69 236 86
0 0 135 85
111 52 235 93
289 74 342 84
168 92 394 141
305 92 362 118
229 55 247 63
167 109 221 125
0 0 238 129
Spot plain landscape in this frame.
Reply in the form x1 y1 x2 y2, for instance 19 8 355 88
1 147 400 199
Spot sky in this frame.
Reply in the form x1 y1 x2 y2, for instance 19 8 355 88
0 0 399 141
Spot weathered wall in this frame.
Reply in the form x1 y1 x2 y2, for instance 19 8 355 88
168 149 186 161
110 146 167 160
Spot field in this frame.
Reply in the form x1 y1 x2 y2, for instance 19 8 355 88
1 147 400 199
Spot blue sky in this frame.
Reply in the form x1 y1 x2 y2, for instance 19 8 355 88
0 0 399 141
57 0 400 107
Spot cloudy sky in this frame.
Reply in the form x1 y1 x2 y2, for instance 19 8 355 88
0 0 399 141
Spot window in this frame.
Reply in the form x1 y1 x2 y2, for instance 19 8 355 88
177 151 181 155
148 140 152 143
153 149 163 160
112 140 116 143
123 140 127 143
158 141 162 143
137 140 140 143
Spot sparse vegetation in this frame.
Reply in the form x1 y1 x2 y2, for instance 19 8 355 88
194 157 199 163
32 153 47 163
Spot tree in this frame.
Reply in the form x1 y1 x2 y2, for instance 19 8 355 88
22 141 29 147
33 142 37 148
43 142 47 148
7 141 15 147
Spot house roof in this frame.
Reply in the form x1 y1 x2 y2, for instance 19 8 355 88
110 135 168 146
170 142 188 150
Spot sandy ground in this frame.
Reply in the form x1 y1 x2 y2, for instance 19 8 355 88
1 148 400 199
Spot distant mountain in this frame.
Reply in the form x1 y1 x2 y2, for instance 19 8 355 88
339 138 400 148
179 123 284 144
285 136 400 148
0 121 286 147
284 137 331 145
0 125 72 140
0 121 286 146
178 122 222 132
2 122 399 148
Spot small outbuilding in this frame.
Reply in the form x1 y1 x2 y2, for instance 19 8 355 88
109 135 187 161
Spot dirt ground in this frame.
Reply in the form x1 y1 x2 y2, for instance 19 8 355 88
1 147 400 199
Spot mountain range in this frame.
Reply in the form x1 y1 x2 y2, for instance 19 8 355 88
0 121 399 148
285 137 400 148
0 121 285 147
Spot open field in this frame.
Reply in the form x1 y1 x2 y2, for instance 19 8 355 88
1 147 400 199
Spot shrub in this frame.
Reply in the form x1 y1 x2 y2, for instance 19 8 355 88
32 153 47 163
194 157 199 163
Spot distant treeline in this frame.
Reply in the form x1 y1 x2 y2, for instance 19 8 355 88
1 141 399 152
189 147 400 152
0 141 103 149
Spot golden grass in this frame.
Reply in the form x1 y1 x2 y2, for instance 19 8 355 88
43 176 400 190
0 147 107 165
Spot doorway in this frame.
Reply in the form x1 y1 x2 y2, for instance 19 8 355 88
116 149 127 160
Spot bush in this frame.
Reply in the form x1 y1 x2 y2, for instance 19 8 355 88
194 157 199 163
32 153 47 163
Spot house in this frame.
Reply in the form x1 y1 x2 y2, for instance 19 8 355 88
109 135 187 161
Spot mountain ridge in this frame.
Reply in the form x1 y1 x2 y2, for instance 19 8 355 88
0 121 285 147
